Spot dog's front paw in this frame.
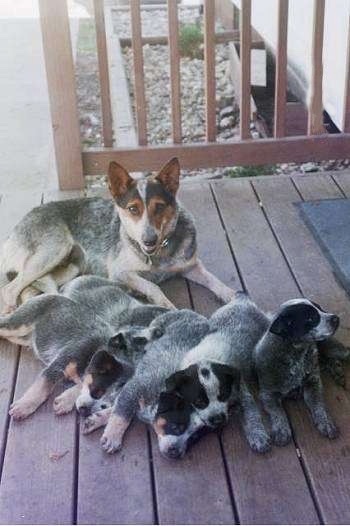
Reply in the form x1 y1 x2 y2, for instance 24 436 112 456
53 393 75 416
316 419 339 439
82 412 108 435
247 430 271 454
9 399 35 420
100 432 122 454
271 425 292 446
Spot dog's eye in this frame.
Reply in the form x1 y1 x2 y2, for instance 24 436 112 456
155 203 166 214
194 398 207 409
128 205 139 215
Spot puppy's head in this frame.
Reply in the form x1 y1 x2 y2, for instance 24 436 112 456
163 361 240 430
152 391 206 459
76 348 127 417
108 158 180 256
270 298 339 343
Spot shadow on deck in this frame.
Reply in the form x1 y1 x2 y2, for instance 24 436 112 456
0 171 350 524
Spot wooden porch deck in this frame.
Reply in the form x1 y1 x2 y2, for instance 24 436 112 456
1 172 350 524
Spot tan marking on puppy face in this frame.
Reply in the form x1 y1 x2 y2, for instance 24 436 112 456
153 416 167 436
64 362 80 383
147 197 176 231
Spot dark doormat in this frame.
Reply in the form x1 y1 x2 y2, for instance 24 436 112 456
298 198 350 295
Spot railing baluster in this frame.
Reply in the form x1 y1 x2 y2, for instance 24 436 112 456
38 0 84 190
130 0 147 146
240 0 251 140
167 0 182 143
274 0 288 138
308 0 325 135
343 12 350 132
93 0 113 147
204 0 216 142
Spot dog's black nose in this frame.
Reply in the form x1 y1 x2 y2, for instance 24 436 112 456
78 406 91 417
330 315 340 330
209 413 226 427
164 445 182 459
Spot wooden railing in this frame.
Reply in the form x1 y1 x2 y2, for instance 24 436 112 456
38 0 350 190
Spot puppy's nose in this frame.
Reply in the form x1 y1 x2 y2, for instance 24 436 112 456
330 315 340 330
164 445 182 459
78 406 91 417
209 413 226 427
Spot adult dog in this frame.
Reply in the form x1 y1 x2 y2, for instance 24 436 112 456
0 158 234 309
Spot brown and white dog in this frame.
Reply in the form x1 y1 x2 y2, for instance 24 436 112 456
0 158 234 309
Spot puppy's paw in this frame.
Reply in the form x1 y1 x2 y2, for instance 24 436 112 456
247 430 271 454
100 432 122 454
9 399 35 420
82 412 107 435
271 426 292 447
53 393 75 416
316 419 339 440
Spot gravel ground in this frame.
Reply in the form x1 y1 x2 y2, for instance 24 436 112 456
76 4 349 189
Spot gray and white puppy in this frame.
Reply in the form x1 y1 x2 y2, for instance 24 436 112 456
0 275 167 420
0 158 233 310
255 298 340 446
82 309 242 459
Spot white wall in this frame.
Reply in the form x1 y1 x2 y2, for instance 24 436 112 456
232 0 350 131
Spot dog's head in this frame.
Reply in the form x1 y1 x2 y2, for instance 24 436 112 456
108 158 180 256
269 298 339 343
75 330 146 417
152 390 207 459
153 361 240 450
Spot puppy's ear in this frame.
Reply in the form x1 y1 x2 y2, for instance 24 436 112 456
211 363 240 400
155 157 180 196
88 349 124 377
165 369 189 393
108 332 127 352
108 161 134 199
157 391 186 414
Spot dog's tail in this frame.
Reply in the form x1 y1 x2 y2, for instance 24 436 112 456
0 294 73 335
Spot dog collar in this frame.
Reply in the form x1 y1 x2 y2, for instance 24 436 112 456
127 235 170 266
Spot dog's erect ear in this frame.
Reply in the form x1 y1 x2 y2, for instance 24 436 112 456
108 332 127 352
88 349 124 377
108 161 134 199
155 157 180 196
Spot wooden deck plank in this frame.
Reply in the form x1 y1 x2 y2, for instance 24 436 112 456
78 420 155 525
252 174 350 524
0 191 43 500
0 190 79 524
152 277 235 525
0 351 77 524
212 178 319 524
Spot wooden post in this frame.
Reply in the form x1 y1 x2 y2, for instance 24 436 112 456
130 0 148 146
308 0 325 135
204 0 216 142
240 0 251 140
167 0 182 143
274 0 289 138
38 0 84 190
93 0 113 147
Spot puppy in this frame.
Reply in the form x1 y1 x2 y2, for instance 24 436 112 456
81 309 242 458
0 158 234 310
255 298 340 445
0 276 167 419
178 292 272 453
